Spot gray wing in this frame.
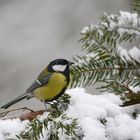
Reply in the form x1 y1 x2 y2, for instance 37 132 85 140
26 73 52 93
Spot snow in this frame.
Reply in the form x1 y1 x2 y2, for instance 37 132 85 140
129 46 140 62
117 11 140 35
117 46 140 63
81 26 90 34
1 88 140 140
0 119 28 140
117 46 132 62
66 88 122 140
81 11 140 36
118 11 139 27
129 86 140 94
106 114 140 140
81 25 95 34
106 11 140 35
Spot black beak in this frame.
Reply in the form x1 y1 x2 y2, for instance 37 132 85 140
68 61 74 65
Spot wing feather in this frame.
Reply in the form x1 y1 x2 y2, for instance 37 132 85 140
26 73 52 92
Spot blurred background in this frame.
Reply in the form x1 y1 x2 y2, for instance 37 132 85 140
0 0 130 110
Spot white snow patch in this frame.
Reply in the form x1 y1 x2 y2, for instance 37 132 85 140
66 88 123 140
81 26 90 34
0 118 28 139
106 114 140 140
117 46 140 63
117 46 132 62
81 25 96 34
119 11 139 27
129 86 140 94
129 46 140 62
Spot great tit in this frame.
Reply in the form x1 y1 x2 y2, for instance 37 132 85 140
1 59 73 109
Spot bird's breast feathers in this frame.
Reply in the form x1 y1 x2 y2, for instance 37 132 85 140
34 73 68 101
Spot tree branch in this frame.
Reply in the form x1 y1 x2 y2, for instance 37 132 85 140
120 86 140 107
0 107 46 121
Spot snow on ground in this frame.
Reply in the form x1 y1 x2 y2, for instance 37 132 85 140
0 119 28 140
0 88 140 140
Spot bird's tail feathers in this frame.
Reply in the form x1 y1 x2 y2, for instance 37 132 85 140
1 93 29 109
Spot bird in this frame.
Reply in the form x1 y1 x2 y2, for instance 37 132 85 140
1 59 73 109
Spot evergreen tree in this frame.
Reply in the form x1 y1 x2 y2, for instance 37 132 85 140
71 3 140 106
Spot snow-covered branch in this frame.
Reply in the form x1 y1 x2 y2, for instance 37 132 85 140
1 88 140 140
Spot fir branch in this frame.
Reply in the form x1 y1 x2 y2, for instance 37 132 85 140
81 12 140 54
71 11 140 95
132 0 140 14
0 107 34 118
17 94 83 140
71 53 140 88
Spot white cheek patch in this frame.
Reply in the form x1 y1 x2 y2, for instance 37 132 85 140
52 65 67 72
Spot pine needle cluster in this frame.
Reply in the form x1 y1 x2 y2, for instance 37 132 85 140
17 94 83 140
71 11 140 96
132 0 140 14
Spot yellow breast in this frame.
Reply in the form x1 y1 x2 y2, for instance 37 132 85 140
33 73 67 101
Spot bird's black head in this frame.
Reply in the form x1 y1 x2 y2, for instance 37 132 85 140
47 59 73 76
